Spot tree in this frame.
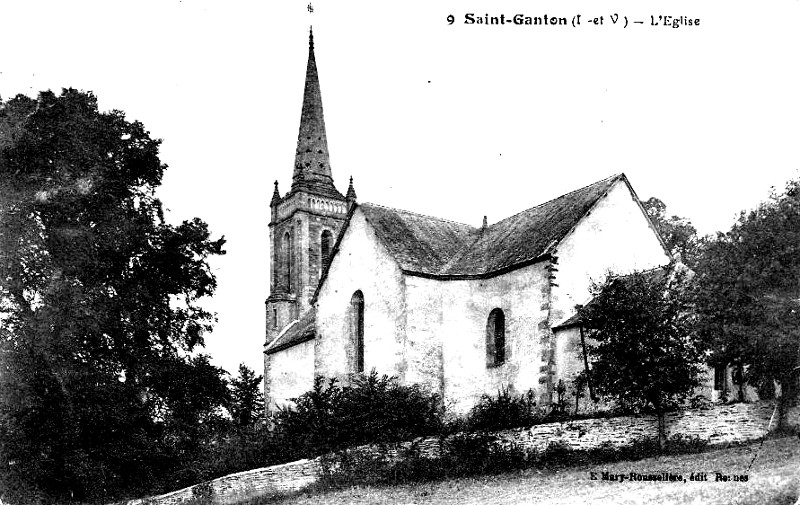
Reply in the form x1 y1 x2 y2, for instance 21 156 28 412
0 89 226 501
692 179 800 428
229 363 264 427
642 197 699 266
579 268 704 450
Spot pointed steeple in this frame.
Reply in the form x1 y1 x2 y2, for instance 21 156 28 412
291 27 344 199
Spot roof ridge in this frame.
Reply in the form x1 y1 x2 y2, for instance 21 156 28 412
489 173 623 229
361 202 476 228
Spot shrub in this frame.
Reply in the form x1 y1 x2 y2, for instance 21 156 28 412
308 431 714 493
271 372 442 460
463 387 542 432
689 394 713 410
664 434 709 455
190 424 282 483
314 432 527 490
189 482 214 505
540 440 574 465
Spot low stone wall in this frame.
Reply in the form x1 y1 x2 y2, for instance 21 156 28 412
122 401 796 505
121 458 322 505
492 401 785 454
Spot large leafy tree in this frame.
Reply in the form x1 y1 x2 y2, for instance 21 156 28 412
0 89 226 501
642 197 699 266
580 268 704 450
692 180 800 427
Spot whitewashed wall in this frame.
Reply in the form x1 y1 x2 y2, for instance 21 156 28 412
315 209 407 382
265 339 315 411
405 262 551 414
549 179 671 326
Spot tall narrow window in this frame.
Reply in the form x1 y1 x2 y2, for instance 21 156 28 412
321 230 333 271
350 290 365 373
486 308 506 367
282 231 292 291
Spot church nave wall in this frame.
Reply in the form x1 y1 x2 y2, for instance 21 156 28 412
424 262 551 414
315 209 407 383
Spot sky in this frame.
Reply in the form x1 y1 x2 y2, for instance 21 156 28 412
1 0 798 377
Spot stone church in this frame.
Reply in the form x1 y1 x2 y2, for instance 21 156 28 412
264 32 671 414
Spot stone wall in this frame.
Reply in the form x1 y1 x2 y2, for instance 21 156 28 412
495 401 784 453
121 458 322 505
121 401 797 505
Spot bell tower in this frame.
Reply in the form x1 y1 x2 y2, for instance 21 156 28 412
266 28 353 344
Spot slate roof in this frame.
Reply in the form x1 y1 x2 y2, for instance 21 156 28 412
358 205 476 275
358 173 626 278
265 307 317 355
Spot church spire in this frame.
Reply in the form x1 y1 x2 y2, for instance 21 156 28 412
291 27 343 199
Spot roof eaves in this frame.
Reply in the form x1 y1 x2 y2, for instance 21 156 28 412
264 319 300 350
403 252 553 281
264 332 315 355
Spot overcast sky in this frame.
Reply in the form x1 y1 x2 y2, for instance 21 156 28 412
2 0 798 376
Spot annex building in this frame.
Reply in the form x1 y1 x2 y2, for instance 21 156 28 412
263 32 672 414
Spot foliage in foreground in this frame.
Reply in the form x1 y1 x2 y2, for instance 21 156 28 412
237 436 798 505
691 179 800 427
457 387 541 433
310 433 709 493
579 267 705 449
0 90 270 504
270 372 443 461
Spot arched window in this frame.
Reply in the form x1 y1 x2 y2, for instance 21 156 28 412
282 231 292 291
350 290 365 373
321 230 333 271
486 308 506 367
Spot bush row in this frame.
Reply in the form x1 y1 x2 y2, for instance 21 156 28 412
313 433 710 491
135 375 706 503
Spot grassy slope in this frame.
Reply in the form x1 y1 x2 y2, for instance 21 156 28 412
248 437 800 505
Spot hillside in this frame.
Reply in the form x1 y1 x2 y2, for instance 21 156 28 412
250 437 799 505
